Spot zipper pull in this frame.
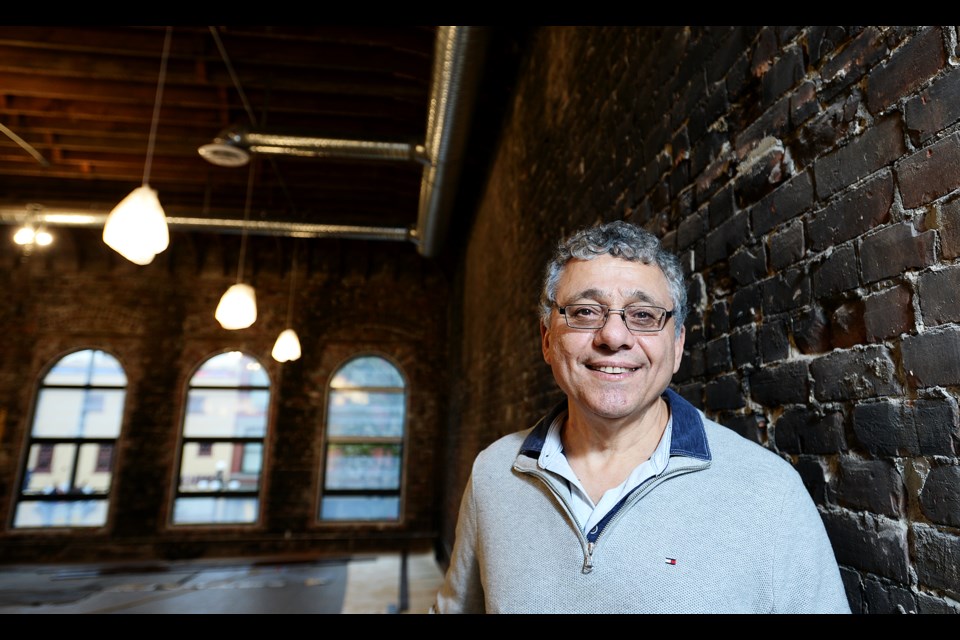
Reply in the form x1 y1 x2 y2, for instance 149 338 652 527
582 542 595 574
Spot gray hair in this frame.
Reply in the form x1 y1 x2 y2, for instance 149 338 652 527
539 220 688 337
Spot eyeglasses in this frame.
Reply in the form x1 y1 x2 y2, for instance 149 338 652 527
557 303 674 333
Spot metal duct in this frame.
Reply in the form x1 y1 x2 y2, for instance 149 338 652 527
208 128 428 164
197 26 488 257
1 27 488 252
415 26 487 258
0 207 413 242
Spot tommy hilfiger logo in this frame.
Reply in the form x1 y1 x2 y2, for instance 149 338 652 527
665 558 677 565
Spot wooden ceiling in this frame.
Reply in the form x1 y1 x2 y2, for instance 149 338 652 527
0 25 460 249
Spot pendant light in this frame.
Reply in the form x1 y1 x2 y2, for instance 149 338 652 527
102 27 172 266
272 244 302 362
215 162 258 330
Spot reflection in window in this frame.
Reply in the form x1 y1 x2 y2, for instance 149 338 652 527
14 349 126 528
320 356 406 522
172 351 270 525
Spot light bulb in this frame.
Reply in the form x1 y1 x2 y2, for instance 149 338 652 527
34 229 53 246
13 226 35 245
215 283 257 330
102 185 169 265
272 328 302 362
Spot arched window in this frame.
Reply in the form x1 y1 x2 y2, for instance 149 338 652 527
14 349 127 528
320 355 406 522
172 351 270 525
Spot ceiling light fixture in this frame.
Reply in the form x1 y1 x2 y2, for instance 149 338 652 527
215 162 258 330
272 244 302 363
13 203 53 253
102 27 172 266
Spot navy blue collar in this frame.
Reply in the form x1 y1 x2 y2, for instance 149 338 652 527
519 388 711 461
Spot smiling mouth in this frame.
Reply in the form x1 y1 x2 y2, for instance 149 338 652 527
587 365 639 374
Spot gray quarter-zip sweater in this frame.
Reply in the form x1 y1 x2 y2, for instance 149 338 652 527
433 389 851 614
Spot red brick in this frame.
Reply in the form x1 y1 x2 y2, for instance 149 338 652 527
749 170 814 235
863 284 914 342
902 326 960 387
906 65 960 144
821 511 910 584
820 27 889 99
806 169 893 252
813 244 859 298
810 346 902 401
920 466 960 527
938 195 960 258
831 300 866 350
897 132 960 209
858 222 937 284
837 458 903 517
813 116 905 200
866 27 946 115
915 525 960 593
918 266 960 326
762 44 804 106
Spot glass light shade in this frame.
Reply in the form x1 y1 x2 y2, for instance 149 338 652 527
272 328 302 362
102 185 169 265
34 229 53 246
215 283 257 330
13 226 34 245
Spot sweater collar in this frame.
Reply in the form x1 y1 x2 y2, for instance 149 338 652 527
519 388 711 461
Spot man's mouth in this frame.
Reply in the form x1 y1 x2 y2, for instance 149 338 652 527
587 365 639 374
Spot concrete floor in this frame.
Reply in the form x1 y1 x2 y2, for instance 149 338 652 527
0 551 445 614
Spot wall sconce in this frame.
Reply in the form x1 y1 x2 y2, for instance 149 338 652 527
102 27 172 266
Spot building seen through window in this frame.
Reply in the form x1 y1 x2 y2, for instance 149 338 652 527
14 349 127 528
320 355 407 522
172 351 270 525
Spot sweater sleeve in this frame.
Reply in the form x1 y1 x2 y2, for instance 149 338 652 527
772 475 852 613
431 471 485 614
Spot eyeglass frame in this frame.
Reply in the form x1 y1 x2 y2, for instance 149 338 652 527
555 303 675 333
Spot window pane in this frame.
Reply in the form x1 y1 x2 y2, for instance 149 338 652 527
320 496 399 521
13 499 108 528
172 497 259 524
21 443 112 495
325 443 401 490
44 350 126 386
23 443 75 494
327 391 404 437
178 442 261 492
190 352 269 388
33 389 125 438
182 389 269 437
331 356 403 388
75 443 112 493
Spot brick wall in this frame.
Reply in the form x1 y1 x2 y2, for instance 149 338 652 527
447 26 960 613
0 229 448 563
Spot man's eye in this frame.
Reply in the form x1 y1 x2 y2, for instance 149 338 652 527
627 308 657 322
571 306 600 318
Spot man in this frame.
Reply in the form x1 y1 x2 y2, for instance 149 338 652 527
433 220 850 614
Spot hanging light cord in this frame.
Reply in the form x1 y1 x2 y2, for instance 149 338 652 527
209 26 258 127
236 161 256 284
285 243 298 327
142 26 173 187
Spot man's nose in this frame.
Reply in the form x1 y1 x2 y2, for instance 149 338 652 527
594 309 633 349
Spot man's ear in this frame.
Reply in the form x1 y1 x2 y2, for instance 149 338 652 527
540 320 552 364
672 324 686 374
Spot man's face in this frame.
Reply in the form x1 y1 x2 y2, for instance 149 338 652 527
541 254 685 427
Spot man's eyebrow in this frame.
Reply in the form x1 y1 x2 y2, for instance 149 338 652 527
565 289 663 305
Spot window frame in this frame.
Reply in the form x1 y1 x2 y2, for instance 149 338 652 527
318 353 408 524
12 348 127 530
170 350 272 527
